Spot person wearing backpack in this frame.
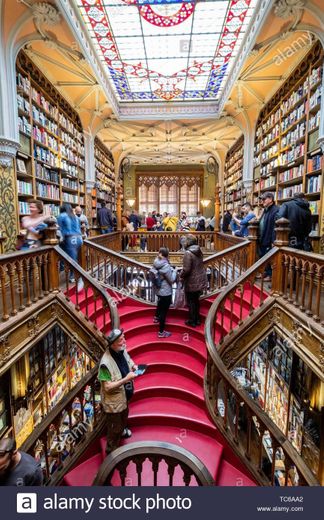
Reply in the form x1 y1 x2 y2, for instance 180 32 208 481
151 247 177 338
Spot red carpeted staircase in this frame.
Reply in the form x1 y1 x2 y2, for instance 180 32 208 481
64 287 259 486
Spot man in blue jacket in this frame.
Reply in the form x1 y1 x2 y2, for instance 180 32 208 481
258 192 279 281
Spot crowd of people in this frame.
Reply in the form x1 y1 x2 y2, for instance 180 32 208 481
121 209 214 234
222 192 313 281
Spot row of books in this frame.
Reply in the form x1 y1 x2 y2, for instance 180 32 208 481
33 126 59 152
281 103 305 133
17 73 31 95
18 116 31 136
36 182 60 200
308 112 320 132
261 108 280 135
59 113 83 142
62 193 79 204
260 175 276 190
281 122 305 148
280 78 309 116
307 154 322 172
278 184 303 199
31 88 59 120
32 106 58 136
261 124 280 147
34 145 59 168
279 165 304 183
309 86 321 109
280 143 305 166
261 143 279 163
17 180 32 195
307 175 321 193
17 94 30 114
35 164 59 184
62 178 78 190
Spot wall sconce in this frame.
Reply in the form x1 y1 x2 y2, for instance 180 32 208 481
126 198 136 208
200 199 211 208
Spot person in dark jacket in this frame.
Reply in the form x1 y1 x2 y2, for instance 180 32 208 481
152 248 177 338
180 235 208 327
97 202 114 234
0 437 43 486
222 210 232 233
258 192 279 281
276 193 312 250
129 210 141 231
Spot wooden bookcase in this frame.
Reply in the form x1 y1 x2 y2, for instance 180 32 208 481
92 136 116 229
223 135 245 212
15 51 86 222
253 42 323 251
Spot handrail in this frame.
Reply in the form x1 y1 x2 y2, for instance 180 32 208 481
21 365 105 486
0 245 119 332
204 246 322 486
84 238 252 303
93 441 215 486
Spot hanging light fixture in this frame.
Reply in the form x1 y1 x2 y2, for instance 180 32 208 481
200 199 211 208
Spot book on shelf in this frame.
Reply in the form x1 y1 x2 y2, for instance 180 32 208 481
16 159 27 174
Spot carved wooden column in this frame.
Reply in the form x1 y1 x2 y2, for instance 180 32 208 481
272 218 290 296
116 185 122 232
247 218 259 267
0 142 20 252
43 217 59 245
274 217 290 247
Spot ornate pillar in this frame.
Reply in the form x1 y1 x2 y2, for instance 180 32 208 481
0 141 20 254
84 132 95 224
0 16 20 252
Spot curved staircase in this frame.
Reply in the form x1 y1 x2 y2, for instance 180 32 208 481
63 288 258 486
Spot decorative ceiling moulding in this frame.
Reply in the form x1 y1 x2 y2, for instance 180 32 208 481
138 173 202 189
118 102 219 121
218 0 274 115
274 0 306 19
0 138 20 168
57 0 120 117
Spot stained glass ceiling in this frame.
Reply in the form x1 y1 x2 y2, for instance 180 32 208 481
75 0 259 104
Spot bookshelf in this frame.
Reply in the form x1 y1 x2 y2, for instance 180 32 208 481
92 136 116 229
15 51 86 221
252 42 323 251
223 135 245 212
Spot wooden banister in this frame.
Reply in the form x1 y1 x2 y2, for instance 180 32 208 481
204 245 324 486
93 441 215 486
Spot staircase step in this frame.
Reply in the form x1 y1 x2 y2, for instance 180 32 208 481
216 459 256 486
133 364 203 398
128 339 207 362
130 346 206 374
129 396 212 428
62 453 102 486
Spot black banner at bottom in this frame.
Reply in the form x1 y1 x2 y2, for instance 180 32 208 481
1 486 323 520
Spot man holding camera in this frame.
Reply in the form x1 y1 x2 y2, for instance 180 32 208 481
98 329 138 455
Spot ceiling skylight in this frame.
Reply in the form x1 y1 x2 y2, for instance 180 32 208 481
75 0 259 103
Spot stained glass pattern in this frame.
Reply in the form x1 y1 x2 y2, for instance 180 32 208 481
75 0 258 102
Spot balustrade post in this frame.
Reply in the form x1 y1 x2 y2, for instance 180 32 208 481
274 217 290 247
247 218 259 267
48 249 60 293
43 217 59 245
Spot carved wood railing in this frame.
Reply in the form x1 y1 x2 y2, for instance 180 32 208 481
93 441 215 486
83 239 252 303
204 245 324 486
88 230 248 254
0 246 119 331
21 366 105 486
